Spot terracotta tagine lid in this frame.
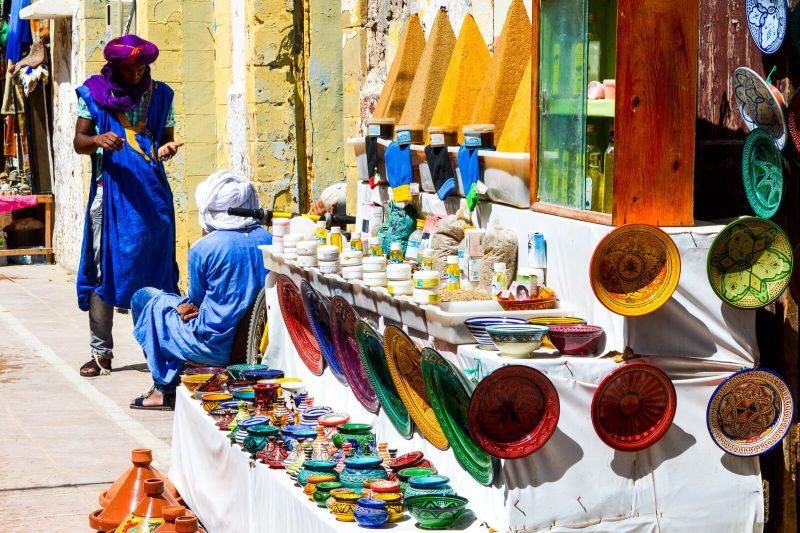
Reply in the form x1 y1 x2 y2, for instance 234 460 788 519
90 476 178 531
99 448 182 507
153 505 188 532
112 478 179 532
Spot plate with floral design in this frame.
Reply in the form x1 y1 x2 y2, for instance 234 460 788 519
276 275 324 375
330 297 380 413
745 0 788 54
732 67 787 150
707 217 793 309
742 128 784 219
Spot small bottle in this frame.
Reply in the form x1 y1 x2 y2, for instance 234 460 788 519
445 255 461 290
405 219 425 261
369 236 383 257
350 231 363 254
315 221 328 245
388 242 403 264
603 129 615 214
491 262 508 298
329 226 343 253
589 152 604 212
421 248 435 271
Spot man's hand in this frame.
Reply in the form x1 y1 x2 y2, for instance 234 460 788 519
94 132 125 152
158 141 184 161
177 302 199 323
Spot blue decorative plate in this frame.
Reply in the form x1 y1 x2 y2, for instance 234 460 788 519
300 281 349 385
733 67 787 150
746 0 788 54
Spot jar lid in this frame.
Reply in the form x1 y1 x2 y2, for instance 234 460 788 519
388 279 413 289
422 249 435 258
387 263 412 275
517 267 537 276
273 218 290 227
428 125 457 134
370 479 400 493
331 227 341 234
409 475 450 488
318 245 339 255
284 233 304 244
316 221 327 228
370 236 382 244
416 219 425 228
339 422 373 433
369 117 396 126
413 270 441 281
396 124 424 132
356 498 388 509
390 242 402 251
341 250 363 261
463 124 495 134
363 271 388 281
351 231 361 239
363 256 387 266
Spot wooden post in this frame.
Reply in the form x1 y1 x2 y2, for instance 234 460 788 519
529 0 540 207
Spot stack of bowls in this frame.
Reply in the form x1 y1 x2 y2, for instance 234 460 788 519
464 316 528 350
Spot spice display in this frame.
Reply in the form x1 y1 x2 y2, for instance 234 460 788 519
373 15 426 122
470 0 532 140
496 59 532 152
430 14 491 143
480 225 518 293
439 288 492 302
398 8 457 131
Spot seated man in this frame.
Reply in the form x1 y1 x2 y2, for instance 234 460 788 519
130 170 272 410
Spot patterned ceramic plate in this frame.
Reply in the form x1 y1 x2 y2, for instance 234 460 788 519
590 224 681 317
742 128 784 219
384 326 449 450
732 67 787 150
355 321 413 437
467 365 559 459
330 297 380 413
707 368 794 456
707 217 793 309
420 348 496 486
591 362 677 452
300 282 348 385
745 0 788 54
276 275 324 376
786 89 800 153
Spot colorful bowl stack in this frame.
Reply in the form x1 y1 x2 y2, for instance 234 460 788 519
317 245 340 274
387 263 413 296
340 250 363 280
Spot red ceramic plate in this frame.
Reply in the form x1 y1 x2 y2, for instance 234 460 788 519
389 451 424 471
467 366 560 459
591 362 677 452
276 275 324 376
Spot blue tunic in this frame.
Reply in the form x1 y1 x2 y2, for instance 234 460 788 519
133 226 272 386
75 82 179 311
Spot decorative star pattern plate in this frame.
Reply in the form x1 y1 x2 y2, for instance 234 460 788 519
330 297 380 413
742 128 784 219
276 275 324 375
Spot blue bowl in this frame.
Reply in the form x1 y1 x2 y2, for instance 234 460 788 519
282 424 315 437
485 324 549 358
465 316 528 348
243 368 285 381
238 416 270 429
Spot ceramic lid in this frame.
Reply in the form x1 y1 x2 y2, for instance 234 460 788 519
319 412 350 427
344 456 384 469
238 416 269 428
276 275 324 375
357 498 387 509
397 467 436 481
370 480 400 493
389 451 423 471
408 475 449 488
243 369 284 380
302 460 337 470
338 422 373 433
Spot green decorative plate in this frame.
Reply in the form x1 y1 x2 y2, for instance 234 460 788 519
355 320 413 439
420 348 496 486
742 128 784 219
708 217 793 309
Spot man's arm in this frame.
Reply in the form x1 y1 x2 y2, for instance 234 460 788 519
158 127 184 161
73 118 124 155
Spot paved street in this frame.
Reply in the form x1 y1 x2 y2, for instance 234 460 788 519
0 265 174 532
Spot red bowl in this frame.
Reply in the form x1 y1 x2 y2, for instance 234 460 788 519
548 325 603 355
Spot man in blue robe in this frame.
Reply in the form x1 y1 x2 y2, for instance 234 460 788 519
73 35 183 377
130 170 271 409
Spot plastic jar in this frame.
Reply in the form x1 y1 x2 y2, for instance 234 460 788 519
363 256 387 273
363 272 387 287
317 245 340 262
272 236 285 254
319 260 340 274
386 263 412 281
272 218 290 236
341 250 363 267
297 240 318 256
388 279 413 296
413 270 440 290
412 288 440 304
297 255 318 268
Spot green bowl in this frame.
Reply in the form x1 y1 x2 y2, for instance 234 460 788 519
405 495 469 529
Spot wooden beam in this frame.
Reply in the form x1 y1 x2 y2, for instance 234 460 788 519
529 0 540 207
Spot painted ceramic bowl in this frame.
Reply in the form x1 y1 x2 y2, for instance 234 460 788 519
304 474 336 500
548 324 604 355
201 393 233 413
528 316 586 348
314 481 342 508
243 368 284 381
497 296 557 311
194 388 230 401
332 423 376 449
231 387 256 402
371 492 404 522
298 460 338 487
405 475 454 498
329 490 361 521
319 412 350 428
354 498 389 528
405 494 469 529
485 324 549 357
464 316 528 349
227 363 270 381
397 467 437 493
180 374 213 392
184 366 226 376
340 456 388 490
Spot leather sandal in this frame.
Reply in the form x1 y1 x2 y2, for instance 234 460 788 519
79 354 112 377
130 385 175 411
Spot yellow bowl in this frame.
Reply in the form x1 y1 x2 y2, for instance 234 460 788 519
202 393 233 412
181 374 213 392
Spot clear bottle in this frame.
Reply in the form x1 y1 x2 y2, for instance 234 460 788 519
388 242 403 264
588 153 603 212
587 12 601 83
421 248 435 271
405 219 425 261
445 256 461 290
350 231 363 254
491 263 508 298
603 129 615 214
329 226 343 253
315 221 328 246
369 236 383 257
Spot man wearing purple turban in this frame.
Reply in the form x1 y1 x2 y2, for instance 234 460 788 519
73 35 184 378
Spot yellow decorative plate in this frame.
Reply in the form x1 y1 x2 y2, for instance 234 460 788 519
383 326 449 450
590 224 681 317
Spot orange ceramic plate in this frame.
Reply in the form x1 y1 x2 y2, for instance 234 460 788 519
383 326 449 450
590 224 681 317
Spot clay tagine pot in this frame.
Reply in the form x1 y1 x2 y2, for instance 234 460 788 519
153 505 188 532
91 477 178 531
174 515 206 532
112 478 179 532
99 449 182 508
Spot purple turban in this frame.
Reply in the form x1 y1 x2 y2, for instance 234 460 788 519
83 35 160 112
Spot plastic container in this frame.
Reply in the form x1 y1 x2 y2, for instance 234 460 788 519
364 272 388 287
405 220 425 261
329 227 343 252
272 236 285 254
315 221 328 245
413 288 440 305
363 256 387 273
318 245 340 262
445 256 460 290
388 279 413 296
272 218 290 236
342 269 363 281
284 251 298 261
413 270 441 289
341 251 363 267
284 234 304 246
386 263 412 281
421 249 435 271
350 232 363 254
319 261 340 274
297 255 318 268
342 265 364 275
491 263 507 297
297 240 318 256
369 237 383 257
480 150 531 208
388 242 403 264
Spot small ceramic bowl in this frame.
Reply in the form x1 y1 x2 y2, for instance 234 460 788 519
464 316 528 349
329 490 361 521
314 481 343 508
226 364 270 381
405 494 469 529
528 317 586 348
354 498 389 528
201 393 233 413
485 324 549 358
184 366 226 376
180 374 213 392
548 324 604 355
242 368 284 381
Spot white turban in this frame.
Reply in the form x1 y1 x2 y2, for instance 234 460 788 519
195 170 259 232
320 183 347 215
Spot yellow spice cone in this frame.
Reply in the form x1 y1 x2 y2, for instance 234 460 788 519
373 14 426 122
496 58 532 152
397 8 457 131
470 0 532 141
430 14 491 144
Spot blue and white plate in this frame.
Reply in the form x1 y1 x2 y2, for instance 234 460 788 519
464 316 528 349
746 0 788 54
733 67 787 150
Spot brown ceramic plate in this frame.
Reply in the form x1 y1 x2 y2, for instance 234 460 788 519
276 275 324 375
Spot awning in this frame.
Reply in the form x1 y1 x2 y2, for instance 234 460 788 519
20 0 75 19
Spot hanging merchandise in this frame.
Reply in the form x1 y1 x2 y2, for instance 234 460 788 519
384 141 413 203
424 144 456 200
365 136 381 189
458 125 495 210
745 0 787 55
6 0 33 64
741 128 784 219
732 66 786 150
375 202 418 256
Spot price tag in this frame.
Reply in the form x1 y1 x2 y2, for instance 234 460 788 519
464 133 482 147
396 130 413 144
429 133 445 146
368 124 381 137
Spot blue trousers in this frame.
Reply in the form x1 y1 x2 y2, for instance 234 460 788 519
131 287 180 394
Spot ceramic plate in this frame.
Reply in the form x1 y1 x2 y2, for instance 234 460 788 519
420 348 496 486
786 89 800 153
330 297 380 413
707 217 793 309
355 320 413 437
590 224 681 317
276 275 324 376
384 326 449 450
742 128 784 219
707 368 794 456
300 282 348 385
733 67 787 150
468 365 559 459
591 362 677 451
745 0 788 54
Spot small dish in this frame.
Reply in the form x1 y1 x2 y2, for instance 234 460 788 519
548 324 604 355
464 316 527 349
496 297 556 311
485 324 549 358
405 494 469 529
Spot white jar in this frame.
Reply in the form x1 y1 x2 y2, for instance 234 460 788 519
317 245 340 262
284 233 304 246
363 256 388 273
413 270 441 289
284 251 298 261
272 236 285 253
363 271 388 287
341 268 363 280
386 263 412 281
412 287 440 304
388 279 413 296
340 250 363 267
297 240 318 256
297 255 318 268
272 218 290 236
319 261 340 274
